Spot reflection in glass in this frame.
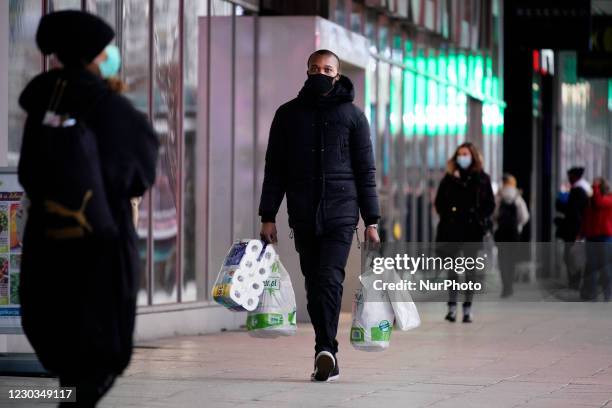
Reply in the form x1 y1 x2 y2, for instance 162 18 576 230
136 191 150 306
120 0 151 305
8 0 42 166
86 0 117 30
182 0 209 302
48 0 81 11
121 0 150 113
152 0 180 304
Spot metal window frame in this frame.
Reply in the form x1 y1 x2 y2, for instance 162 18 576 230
147 0 154 306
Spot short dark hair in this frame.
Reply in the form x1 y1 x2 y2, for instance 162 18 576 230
307 49 341 71
567 167 584 179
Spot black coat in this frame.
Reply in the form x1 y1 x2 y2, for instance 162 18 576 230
17 67 158 377
555 185 589 242
258 75 380 234
434 169 495 242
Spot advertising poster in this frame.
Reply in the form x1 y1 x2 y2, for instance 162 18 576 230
0 174 23 331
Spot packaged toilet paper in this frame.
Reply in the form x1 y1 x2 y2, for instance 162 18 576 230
212 239 277 312
246 258 297 338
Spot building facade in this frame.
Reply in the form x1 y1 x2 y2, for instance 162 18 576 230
3 0 503 340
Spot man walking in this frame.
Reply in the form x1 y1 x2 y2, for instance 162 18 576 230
556 167 592 290
259 49 380 382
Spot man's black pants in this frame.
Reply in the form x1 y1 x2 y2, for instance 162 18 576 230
293 225 355 356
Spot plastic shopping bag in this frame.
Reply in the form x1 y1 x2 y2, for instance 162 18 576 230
387 269 420 331
391 297 420 331
246 258 297 338
362 250 421 332
350 287 394 352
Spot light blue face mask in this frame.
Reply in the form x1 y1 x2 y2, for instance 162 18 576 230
98 44 121 79
456 154 472 170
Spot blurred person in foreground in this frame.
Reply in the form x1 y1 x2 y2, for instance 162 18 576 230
18 11 158 406
493 173 529 298
258 49 380 382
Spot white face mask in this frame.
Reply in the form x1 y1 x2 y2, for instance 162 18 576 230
456 154 472 170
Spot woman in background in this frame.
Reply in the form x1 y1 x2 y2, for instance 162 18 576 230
434 142 495 323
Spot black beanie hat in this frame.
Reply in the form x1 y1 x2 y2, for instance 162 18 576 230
36 10 115 66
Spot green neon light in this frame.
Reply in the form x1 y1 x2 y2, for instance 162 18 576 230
403 70 415 137
458 53 467 88
608 79 612 111
448 51 458 84
404 40 414 68
474 54 484 97
426 50 438 136
415 49 427 135
390 68 400 135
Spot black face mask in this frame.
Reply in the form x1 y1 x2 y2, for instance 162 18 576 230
305 73 336 95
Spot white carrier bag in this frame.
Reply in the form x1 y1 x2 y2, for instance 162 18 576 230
386 269 421 331
364 252 421 332
350 286 395 352
246 258 297 338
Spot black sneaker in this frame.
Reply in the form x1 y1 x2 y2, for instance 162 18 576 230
463 313 473 323
310 351 335 382
327 357 340 382
445 310 456 322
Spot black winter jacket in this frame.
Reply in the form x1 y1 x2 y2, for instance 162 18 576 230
258 75 380 234
17 67 158 377
555 185 589 242
434 169 495 242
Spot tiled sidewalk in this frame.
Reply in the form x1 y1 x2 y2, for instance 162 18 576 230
2 301 611 407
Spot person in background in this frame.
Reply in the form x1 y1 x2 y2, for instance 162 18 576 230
434 142 495 323
493 173 529 298
580 178 612 301
18 11 158 406
555 167 592 290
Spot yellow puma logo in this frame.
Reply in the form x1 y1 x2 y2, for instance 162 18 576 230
44 190 94 238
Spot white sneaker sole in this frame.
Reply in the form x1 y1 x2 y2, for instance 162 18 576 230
312 351 335 382
326 373 339 382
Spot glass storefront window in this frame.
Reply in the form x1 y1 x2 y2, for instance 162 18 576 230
350 1 364 34
377 15 390 59
334 0 346 28
117 0 152 305
86 0 117 29
365 9 377 53
48 0 81 11
8 0 42 167
183 0 208 303
151 0 180 304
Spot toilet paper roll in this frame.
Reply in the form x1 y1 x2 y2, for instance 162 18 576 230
245 239 263 258
237 240 264 269
233 269 249 286
249 280 265 297
259 245 277 266
229 285 246 306
241 261 258 280
242 295 259 312
254 264 271 281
